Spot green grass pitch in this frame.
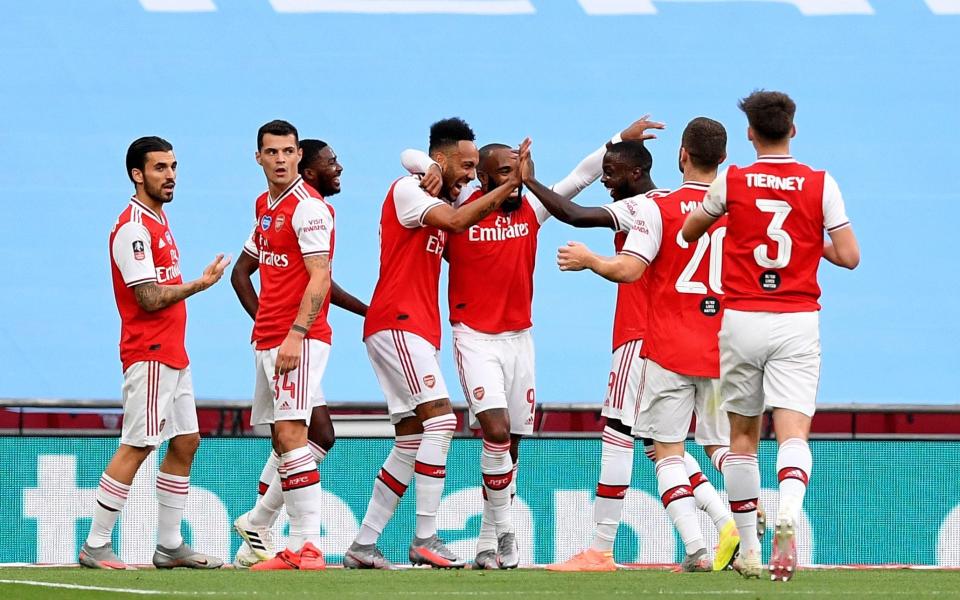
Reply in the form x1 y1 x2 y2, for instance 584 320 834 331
1 568 959 599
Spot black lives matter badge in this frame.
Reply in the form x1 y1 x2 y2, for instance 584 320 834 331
700 296 720 316
760 270 781 291
133 240 146 261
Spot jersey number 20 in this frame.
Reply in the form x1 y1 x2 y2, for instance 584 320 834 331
675 226 726 295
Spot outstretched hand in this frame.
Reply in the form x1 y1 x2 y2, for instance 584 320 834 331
200 253 232 290
621 114 665 142
557 241 593 272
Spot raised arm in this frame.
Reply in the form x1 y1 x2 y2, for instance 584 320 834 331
231 250 260 320
422 139 530 233
550 114 665 200
331 280 368 316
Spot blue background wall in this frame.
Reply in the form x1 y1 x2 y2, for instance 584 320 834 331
1 1 957 404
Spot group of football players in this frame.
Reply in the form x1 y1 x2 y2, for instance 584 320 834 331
79 89 859 582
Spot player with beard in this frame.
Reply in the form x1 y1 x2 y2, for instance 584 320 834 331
554 117 741 572
232 138 367 567
522 138 670 571
683 91 859 581
398 117 662 569
344 118 528 570
80 136 229 570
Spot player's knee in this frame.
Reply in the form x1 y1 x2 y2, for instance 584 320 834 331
169 432 201 458
310 426 335 452
274 422 307 454
482 419 511 445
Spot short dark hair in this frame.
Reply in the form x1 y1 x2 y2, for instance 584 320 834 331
479 143 511 163
738 90 796 142
126 136 173 183
606 140 652 174
298 139 329 175
681 117 727 169
257 119 299 150
428 117 475 154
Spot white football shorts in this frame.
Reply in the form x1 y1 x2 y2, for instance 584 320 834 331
632 358 730 446
365 330 449 424
601 339 645 429
452 325 536 436
121 361 198 447
719 309 821 418
251 338 330 426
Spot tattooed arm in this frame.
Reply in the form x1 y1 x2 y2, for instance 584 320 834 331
274 254 331 376
133 254 231 312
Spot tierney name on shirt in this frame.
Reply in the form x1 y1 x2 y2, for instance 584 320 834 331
745 173 805 191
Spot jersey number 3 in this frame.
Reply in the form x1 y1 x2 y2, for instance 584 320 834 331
753 199 793 269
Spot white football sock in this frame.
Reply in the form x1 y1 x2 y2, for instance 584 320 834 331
776 438 812 522
481 439 514 537
414 414 457 539
156 472 189 549
683 452 733 531
279 446 320 550
724 453 761 554
86 473 130 548
249 451 283 528
591 426 634 553
657 456 705 555
355 434 421 545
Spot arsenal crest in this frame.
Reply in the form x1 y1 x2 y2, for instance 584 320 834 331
423 374 436 389
473 387 485 401
275 214 286 231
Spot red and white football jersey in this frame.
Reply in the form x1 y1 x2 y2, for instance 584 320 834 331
363 177 448 349
447 191 549 334
110 197 188 372
702 156 850 312
242 177 335 350
600 189 670 351
621 182 727 378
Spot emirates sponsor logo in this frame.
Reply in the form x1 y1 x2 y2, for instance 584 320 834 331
156 263 182 283
468 221 530 242
423 374 436 389
259 249 289 267
473 387 485 401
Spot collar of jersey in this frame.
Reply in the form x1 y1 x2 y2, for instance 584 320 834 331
267 176 304 210
679 181 710 190
756 155 796 163
129 196 166 225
